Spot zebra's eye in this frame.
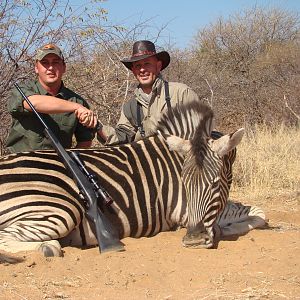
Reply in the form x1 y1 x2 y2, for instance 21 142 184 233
211 177 220 187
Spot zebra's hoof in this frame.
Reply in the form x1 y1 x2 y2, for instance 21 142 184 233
37 241 63 257
213 224 222 238
182 233 213 249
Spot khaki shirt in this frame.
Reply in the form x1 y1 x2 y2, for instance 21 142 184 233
103 76 200 144
6 80 94 153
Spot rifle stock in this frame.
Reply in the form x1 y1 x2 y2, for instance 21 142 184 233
14 82 124 253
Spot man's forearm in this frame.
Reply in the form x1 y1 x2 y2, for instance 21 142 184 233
24 95 81 113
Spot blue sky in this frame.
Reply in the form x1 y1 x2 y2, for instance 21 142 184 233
99 0 300 49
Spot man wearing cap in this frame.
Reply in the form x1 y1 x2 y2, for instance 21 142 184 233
93 40 199 144
6 43 97 153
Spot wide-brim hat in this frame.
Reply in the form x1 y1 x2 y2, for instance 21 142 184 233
35 43 64 61
121 40 170 71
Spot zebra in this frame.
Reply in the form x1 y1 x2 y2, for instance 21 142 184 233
0 101 266 257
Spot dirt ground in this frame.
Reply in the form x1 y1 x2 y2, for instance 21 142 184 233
0 193 299 300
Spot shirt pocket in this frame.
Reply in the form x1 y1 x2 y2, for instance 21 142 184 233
52 113 76 148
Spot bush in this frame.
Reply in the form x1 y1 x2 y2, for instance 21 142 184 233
232 124 300 199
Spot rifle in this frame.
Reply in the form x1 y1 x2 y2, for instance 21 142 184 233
14 82 124 254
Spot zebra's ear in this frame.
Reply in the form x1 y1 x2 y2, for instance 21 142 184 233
157 131 191 154
210 128 245 157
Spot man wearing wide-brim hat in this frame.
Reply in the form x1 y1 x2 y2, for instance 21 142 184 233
95 40 200 144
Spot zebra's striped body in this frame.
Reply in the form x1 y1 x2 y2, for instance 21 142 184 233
0 102 266 256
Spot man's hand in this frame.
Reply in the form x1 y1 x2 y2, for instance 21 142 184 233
75 107 97 128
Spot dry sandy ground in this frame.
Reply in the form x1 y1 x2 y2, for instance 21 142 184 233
0 195 299 300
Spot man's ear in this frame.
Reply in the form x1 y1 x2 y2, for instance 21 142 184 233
62 61 66 74
157 60 162 72
34 62 39 74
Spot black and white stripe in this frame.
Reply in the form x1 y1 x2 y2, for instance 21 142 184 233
0 101 266 256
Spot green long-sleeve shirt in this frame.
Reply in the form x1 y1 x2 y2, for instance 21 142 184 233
6 80 94 153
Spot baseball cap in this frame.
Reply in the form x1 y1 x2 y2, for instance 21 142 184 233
35 43 64 61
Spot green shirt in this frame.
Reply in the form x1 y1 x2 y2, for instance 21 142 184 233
6 80 94 153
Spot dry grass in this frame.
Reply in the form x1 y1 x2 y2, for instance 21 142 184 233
231 124 300 201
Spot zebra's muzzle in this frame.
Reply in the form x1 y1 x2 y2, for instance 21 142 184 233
182 232 214 249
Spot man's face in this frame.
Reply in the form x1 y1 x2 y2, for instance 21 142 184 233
131 56 162 92
35 53 66 87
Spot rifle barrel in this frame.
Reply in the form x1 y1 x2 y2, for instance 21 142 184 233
13 82 124 253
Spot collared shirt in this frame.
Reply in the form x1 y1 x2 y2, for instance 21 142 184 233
6 80 94 153
103 75 200 144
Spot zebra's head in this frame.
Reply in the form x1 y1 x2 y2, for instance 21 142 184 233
156 101 244 248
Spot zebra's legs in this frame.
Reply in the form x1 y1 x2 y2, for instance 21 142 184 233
219 216 267 237
0 216 76 257
216 202 267 237
0 235 63 257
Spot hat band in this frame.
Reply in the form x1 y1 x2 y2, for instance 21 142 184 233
132 50 156 57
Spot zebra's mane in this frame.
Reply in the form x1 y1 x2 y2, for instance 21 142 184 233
156 101 214 141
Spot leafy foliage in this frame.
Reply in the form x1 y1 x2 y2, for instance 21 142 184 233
1 2 299 154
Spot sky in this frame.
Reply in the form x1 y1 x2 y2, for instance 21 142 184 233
99 0 300 49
